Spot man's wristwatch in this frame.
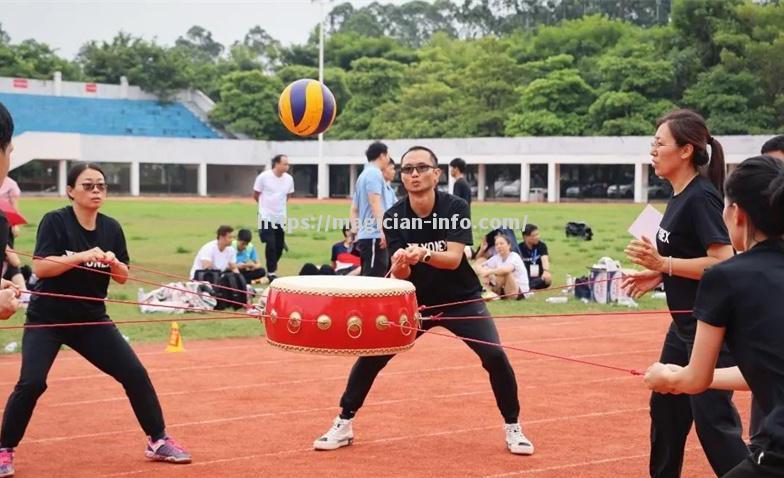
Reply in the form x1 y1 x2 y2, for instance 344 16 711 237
422 249 433 263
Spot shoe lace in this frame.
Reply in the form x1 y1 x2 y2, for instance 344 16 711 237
0 450 12 466
163 437 188 453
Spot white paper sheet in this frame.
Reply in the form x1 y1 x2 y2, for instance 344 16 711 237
628 204 664 241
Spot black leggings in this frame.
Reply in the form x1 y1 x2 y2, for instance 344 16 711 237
339 302 521 424
0 320 166 448
649 323 748 477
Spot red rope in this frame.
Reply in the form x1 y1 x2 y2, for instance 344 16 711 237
24 290 254 317
0 313 256 330
387 321 643 376
425 309 692 321
13 249 251 309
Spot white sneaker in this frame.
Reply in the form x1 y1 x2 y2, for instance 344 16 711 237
505 423 534 455
313 416 354 451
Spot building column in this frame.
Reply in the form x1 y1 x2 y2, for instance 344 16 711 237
477 164 486 201
547 162 560 203
53 71 62 96
57 159 67 197
349 164 357 197
520 162 530 202
130 161 140 196
317 162 329 199
634 162 649 203
120 76 129 99
448 172 455 194
198 162 207 197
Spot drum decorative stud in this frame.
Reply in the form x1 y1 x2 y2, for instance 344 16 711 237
399 313 412 336
287 311 302 334
347 316 363 339
375 315 390 331
317 314 332 331
269 309 278 324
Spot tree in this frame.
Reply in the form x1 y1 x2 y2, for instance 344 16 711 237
78 33 189 100
208 71 285 139
0 39 80 80
370 80 467 138
671 0 744 67
683 65 776 134
329 57 406 139
0 23 10 44
174 26 224 62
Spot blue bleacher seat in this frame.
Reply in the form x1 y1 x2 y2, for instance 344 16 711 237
0 93 219 139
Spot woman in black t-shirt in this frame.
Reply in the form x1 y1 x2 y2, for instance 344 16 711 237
645 155 784 478
0 163 191 477
623 110 747 477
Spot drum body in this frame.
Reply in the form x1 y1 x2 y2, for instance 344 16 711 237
264 276 420 356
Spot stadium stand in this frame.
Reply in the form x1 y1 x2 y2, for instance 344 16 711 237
0 93 220 139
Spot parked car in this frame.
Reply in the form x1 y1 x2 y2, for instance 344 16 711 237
647 184 671 199
607 184 633 198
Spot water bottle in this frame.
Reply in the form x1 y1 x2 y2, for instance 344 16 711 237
563 274 574 295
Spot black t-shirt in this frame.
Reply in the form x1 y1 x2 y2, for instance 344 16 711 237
694 239 784 451
383 191 481 308
656 176 730 338
518 240 548 278
0 212 7 265
453 178 471 206
28 206 130 322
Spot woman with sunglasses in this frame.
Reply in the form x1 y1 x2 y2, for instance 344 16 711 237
644 155 784 477
0 162 190 478
623 110 747 477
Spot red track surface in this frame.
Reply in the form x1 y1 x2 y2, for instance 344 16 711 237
0 312 750 477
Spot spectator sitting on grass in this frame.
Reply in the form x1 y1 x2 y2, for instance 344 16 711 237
190 225 238 279
233 228 266 284
518 224 552 290
331 225 361 276
477 233 529 300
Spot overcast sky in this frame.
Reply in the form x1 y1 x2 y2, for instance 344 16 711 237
0 0 406 59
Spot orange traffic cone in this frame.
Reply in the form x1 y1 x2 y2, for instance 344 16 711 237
165 322 185 352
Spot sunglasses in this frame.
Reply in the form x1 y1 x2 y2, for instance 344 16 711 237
400 164 436 175
81 182 107 192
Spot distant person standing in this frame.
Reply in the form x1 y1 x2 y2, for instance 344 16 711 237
350 142 390 277
382 158 398 211
761 135 784 161
449 158 471 209
253 154 294 282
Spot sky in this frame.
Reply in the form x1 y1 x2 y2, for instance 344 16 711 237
0 0 406 59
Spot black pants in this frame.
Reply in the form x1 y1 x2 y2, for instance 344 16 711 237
529 277 551 290
0 321 166 448
723 450 784 477
339 302 521 424
749 397 766 454
240 267 266 283
650 323 748 477
357 238 388 278
258 221 285 274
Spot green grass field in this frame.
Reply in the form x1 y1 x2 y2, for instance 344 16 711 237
0 197 668 351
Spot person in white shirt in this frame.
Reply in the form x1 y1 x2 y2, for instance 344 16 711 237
477 234 529 300
252 154 295 281
190 225 239 279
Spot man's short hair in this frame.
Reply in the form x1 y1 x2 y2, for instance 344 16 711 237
237 228 252 242
401 146 439 166
0 102 13 152
271 154 286 167
449 157 466 173
761 135 784 155
217 225 234 238
365 141 388 162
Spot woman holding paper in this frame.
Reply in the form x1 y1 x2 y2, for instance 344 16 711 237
623 109 746 477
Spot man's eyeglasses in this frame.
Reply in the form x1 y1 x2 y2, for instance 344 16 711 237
400 164 436 175
81 182 107 192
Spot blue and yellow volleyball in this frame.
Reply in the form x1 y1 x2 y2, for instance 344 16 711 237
277 79 337 136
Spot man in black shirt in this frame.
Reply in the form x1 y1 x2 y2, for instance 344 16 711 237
0 102 19 319
518 224 552 290
314 146 534 456
449 157 471 209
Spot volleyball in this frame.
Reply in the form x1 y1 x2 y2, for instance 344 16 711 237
277 79 337 136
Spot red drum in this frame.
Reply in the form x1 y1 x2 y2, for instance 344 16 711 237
263 276 420 356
